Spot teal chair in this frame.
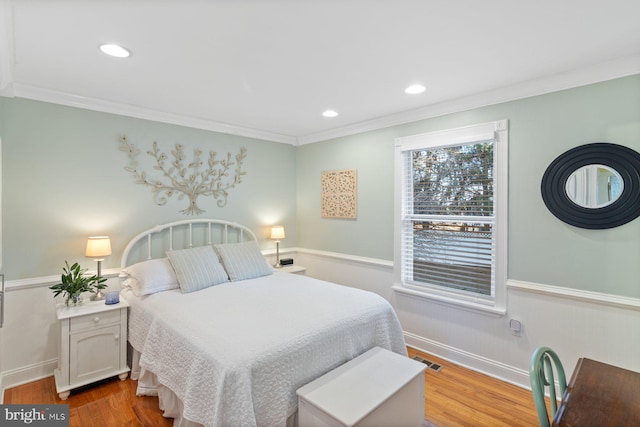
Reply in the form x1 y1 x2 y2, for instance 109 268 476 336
529 347 567 427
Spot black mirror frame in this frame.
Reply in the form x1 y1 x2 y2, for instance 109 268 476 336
541 142 640 229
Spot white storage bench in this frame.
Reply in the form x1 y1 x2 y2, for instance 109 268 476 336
296 347 426 427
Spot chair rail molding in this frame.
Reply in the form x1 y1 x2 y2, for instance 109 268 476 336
297 247 393 269
506 279 640 311
5 269 122 292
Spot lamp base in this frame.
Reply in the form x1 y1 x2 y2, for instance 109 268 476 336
273 240 282 268
90 290 105 301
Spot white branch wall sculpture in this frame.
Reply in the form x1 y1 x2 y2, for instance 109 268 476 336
119 135 247 215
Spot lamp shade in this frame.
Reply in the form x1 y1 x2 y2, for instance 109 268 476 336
270 226 286 240
85 236 112 258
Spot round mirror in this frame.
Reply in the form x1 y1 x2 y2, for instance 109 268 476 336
565 164 624 208
541 143 640 229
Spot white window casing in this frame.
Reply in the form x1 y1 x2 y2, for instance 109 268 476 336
393 120 508 316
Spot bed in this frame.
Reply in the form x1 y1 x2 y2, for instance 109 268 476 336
119 219 407 427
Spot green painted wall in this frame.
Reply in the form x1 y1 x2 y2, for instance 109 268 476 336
297 75 640 298
0 98 297 279
1 76 638 298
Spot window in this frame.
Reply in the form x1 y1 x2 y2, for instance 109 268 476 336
394 120 508 313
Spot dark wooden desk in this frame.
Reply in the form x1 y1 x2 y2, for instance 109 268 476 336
553 358 640 427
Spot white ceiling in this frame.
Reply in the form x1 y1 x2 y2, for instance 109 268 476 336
1 0 639 145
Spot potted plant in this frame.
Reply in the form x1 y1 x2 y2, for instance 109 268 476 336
49 261 106 306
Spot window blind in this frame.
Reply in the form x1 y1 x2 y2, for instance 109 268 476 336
401 141 496 297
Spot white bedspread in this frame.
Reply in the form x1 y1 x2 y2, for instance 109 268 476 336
124 271 407 427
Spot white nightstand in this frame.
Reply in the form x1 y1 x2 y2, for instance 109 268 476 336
54 299 130 400
277 265 306 274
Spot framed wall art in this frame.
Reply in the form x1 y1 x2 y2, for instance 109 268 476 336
321 169 357 219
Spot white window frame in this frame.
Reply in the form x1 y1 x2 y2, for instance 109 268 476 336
393 120 508 316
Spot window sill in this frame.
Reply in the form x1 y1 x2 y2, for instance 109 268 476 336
392 284 506 317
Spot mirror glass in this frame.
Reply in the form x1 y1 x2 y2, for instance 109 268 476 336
565 164 624 208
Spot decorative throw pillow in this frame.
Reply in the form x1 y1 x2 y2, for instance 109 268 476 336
121 258 179 296
214 240 273 281
167 246 229 293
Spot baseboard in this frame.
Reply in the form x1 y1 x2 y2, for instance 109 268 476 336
404 331 530 390
1 358 57 394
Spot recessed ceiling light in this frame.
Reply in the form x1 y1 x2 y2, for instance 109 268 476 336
405 84 426 95
322 110 338 118
99 43 131 58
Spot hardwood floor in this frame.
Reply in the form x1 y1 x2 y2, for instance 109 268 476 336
407 348 540 427
4 348 540 427
3 375 171 427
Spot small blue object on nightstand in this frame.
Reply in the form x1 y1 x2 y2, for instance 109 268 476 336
105 291 120 305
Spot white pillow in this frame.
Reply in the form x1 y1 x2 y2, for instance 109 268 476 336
214 241 273 281
167 246 229 293
121 258 179 296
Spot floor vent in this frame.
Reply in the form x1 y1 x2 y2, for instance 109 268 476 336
412 356 443 372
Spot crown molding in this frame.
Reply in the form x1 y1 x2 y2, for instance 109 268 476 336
3 51 638 146
297 54 640 145
10 83 298 145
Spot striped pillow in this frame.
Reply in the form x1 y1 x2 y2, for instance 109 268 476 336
214 241 273 281
167 246 229 293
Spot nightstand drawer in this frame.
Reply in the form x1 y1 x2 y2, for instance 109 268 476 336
70 309 120 332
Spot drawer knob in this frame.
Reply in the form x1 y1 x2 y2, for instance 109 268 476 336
114 334 120 341
94 317 100 323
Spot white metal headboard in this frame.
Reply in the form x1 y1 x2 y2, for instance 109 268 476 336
120 219 258 268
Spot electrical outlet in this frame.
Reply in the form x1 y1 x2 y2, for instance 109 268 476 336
509 318 522 336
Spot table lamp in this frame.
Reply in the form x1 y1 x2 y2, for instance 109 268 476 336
86 236 111 300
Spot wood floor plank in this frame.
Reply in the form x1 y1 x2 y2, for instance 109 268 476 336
408 347 539 427
4 348 540 427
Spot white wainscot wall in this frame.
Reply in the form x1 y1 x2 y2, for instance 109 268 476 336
2 251 639 399
293 249 394 301
0 272 122 400
295 249 640 389
1 285 59 395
